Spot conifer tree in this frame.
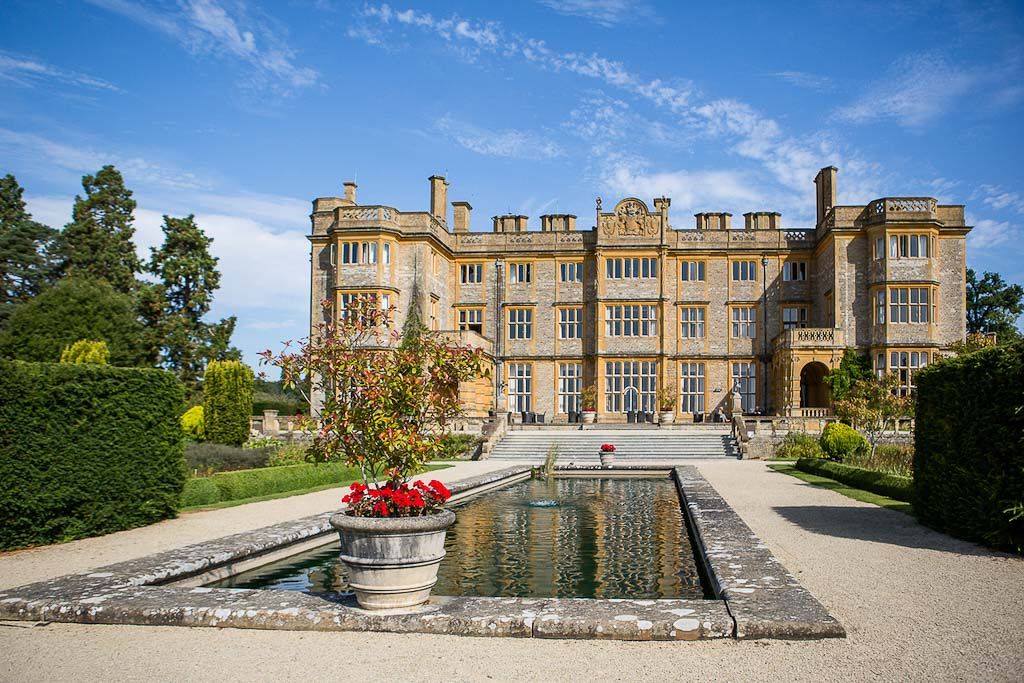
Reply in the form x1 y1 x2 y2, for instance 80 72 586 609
59 165 141 293
0 174 58 326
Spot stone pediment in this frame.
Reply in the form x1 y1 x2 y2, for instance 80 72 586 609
598 197 660 239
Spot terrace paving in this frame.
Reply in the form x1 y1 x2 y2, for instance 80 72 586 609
2 459 1022 681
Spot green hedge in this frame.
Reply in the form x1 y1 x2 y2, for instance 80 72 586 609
914 342 1024 552
796 458 913 502
0 360 186 550
180 462 359 507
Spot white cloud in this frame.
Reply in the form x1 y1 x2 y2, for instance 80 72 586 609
967 217 1017 250
536 0 655 27
772 70 833 91
979 184 1024 214
835 53 982 128
602 161 765 215
435 115 565 160
87 0 318 93
0 51 121 92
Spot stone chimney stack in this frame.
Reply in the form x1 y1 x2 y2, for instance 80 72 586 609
695 212 731 230
452 201 472 233
342 181 357 205
429 175 449 224
814 166 838 227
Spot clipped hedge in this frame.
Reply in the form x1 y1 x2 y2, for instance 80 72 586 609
0 360 186 550
180 462 359 508
204 360 253 446
796 458 913 502
914 342 1024 552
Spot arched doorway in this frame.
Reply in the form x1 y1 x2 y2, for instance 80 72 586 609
799 362 830 409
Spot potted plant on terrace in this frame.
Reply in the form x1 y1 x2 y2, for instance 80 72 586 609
261 296 484 610
599 442 616 467
581 384 598 424
657 385 677 425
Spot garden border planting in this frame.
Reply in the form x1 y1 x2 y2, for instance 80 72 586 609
0 466 843 641
795 458 913 502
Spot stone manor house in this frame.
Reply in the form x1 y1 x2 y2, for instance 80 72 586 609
307 167 969 423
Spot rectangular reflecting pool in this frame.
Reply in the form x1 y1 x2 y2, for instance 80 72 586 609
210 476 707 599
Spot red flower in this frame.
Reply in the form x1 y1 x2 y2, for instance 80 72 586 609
373 500 390 517
600 443 616 452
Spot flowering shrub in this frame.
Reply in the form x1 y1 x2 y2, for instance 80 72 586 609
600 443 616 453
342 479 452 517
261 295 483 517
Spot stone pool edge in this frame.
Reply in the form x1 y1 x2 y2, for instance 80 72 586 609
0 465 841 641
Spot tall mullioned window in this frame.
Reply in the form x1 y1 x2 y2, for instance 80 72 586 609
732 261 756 281
731 362 756 414
889 234 931 258
783 261 807 281
557 363 582 414
679 362 705 414
889 287 931 323
560 262 582 283
460 263 483 284
341 241 378 265
510 262 532 284
680 261 705 281
508 308 533 339
679 307 705 338
731 307 756 338
606 257 657 279
876 290 886 324
508 363 532 412
605 305 657 337
782 307 808 330
458 308 483 334
890 351 928 396
559 307 581 339
604 361 657 413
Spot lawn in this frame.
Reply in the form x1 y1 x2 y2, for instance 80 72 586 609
768 462 913 515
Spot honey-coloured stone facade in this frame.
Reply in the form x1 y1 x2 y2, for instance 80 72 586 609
308 167 970 422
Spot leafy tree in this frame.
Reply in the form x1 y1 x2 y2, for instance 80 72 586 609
823 348 873 401
58 165 141 293
0 174 58 326
146 214 240 388
966 268 1023 343
60 339 110 365
0 277 147 365
203 359 254 446
833 373 914 462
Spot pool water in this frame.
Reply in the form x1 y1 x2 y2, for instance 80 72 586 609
210 477 706 599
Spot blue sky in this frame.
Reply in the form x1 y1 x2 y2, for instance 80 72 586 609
2 0 1022 366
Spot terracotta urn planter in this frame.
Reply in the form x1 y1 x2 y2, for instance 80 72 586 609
582 410 597 424
330 509 456 610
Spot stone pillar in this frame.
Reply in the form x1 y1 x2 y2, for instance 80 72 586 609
263 409 280 436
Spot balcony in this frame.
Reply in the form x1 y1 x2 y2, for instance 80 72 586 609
773 327 845 351
866 198 937 224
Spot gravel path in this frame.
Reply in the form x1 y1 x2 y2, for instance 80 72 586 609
1 460 1022 682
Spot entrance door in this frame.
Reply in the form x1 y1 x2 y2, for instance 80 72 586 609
604 361 657 414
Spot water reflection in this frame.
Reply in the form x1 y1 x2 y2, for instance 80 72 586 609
212 477 704 599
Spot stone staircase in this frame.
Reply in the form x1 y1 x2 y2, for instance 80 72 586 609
487 427 739 464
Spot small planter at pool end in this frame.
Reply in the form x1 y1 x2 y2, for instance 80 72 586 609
599 443 616 467
329 509 456 610
582 410 597 424
659 411 675 425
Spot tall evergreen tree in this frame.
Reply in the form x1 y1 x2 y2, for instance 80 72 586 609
0 174 58 326
147 214 239 387
966 268 1024 343
59 165 141 293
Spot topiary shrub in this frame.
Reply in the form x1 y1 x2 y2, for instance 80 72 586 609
181 405 205 442
203 359 253 446
819 422 868 462
773 432 824 460
0 360 185 550
60 339 110 365
914 341 1024 552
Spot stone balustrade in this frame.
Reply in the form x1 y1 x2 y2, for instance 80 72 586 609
772 327 845 350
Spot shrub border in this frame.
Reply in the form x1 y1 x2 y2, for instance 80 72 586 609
795 458 913 502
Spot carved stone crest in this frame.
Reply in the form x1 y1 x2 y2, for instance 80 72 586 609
601 198 658 238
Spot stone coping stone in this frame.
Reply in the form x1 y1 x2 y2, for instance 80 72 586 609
673 466 846 640
0 465 840 641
